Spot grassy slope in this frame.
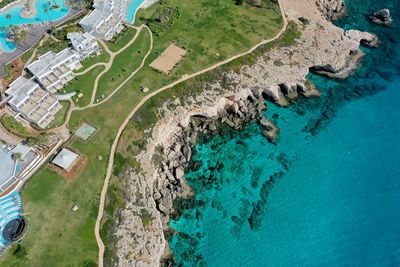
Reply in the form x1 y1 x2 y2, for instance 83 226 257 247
0 114 34 138
96 31 150 100
63 66 106 107
0 0 283 265
106 27 138 53
46 101 70 129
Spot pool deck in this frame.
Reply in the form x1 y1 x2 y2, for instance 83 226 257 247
0 6 83 77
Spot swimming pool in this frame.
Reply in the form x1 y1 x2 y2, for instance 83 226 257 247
0 0 69 52
126 0 146 24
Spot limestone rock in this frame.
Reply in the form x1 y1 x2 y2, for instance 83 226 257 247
370 9 393 25
182 145 191 161
175 166 185 180
315 0 346 20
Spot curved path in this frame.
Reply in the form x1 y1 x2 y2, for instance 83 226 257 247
51 25 151 133
73 62 107 76
78 26 154 110
94 0 288 266
89 25 144 105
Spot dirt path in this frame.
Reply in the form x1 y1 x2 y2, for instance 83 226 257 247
94 1 288 266
50 25 148 133
89 25 144 105
73 62 107 76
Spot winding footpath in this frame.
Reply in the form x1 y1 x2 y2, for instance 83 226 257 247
52 25 152 132
94 0 288 266
89 25 144 105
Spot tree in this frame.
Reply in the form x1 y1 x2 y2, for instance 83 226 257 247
5 13 12 21
26 134 48 146
12 243 27 259
13 27 26 44
12 152 22 161
44 7 53 26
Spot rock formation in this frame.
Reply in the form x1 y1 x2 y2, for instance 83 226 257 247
113 0 379 265
315 0 346 20
370 9 393 25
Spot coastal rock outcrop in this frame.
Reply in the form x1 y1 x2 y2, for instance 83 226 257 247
315 0 346 20
113 0 379 265
370 9 393 25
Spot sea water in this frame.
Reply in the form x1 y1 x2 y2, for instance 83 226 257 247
169 0 400 266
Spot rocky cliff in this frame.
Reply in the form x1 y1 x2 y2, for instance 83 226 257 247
315 0 346 20
113 0 378 265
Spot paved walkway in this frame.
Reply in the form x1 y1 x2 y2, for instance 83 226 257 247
93 0 288 266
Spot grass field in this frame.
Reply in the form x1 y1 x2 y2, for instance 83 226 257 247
106 27 138 53
63 66 106 107
46 102 70 129
0 0 286 265
96 29 150 100
79 48 110 70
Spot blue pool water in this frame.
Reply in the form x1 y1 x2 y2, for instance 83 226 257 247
127 0 145 24
0 0 69 52
169 0 400 266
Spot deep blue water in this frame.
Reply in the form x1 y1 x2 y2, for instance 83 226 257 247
169 0 400 266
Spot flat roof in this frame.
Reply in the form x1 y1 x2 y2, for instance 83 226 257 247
0 148 15 186
27 49 78 78
52 148 79 170
150 44 187 74
67 32 96 49
6 77 40 107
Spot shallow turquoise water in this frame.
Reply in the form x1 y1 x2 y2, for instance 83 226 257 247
169 0 400 266
0 0 69 52
127 0 145 24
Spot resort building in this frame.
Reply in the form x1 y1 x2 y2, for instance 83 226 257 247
26 49 81 93
0 144 40 195
79 0 125 41
6 77 62 128
52 148 79 172
67 32 101 59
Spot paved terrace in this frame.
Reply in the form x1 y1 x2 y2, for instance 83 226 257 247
0 6 83 77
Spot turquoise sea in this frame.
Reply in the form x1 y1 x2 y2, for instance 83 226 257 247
169 0 400 266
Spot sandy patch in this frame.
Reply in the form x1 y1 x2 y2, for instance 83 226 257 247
150 44 187 75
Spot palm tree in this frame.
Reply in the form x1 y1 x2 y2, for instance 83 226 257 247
1 26 7 32
12 152 22 161
7 24 15 41
44 7 51 21
5 13 12 21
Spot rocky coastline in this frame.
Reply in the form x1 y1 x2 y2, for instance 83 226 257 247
112 0 380 266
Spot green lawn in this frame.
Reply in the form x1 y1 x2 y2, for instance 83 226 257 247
96 28 150 100
62 65 106 107
46 102 70 129
0 0 285 265
135 0 283 75
0 114 34 138
2 167 98 266
106 27 138 53
79 47 110 70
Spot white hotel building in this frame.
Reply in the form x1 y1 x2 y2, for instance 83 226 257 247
67 32 101 59
26 49 81 93
6 77 62 128
79 0 128 41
